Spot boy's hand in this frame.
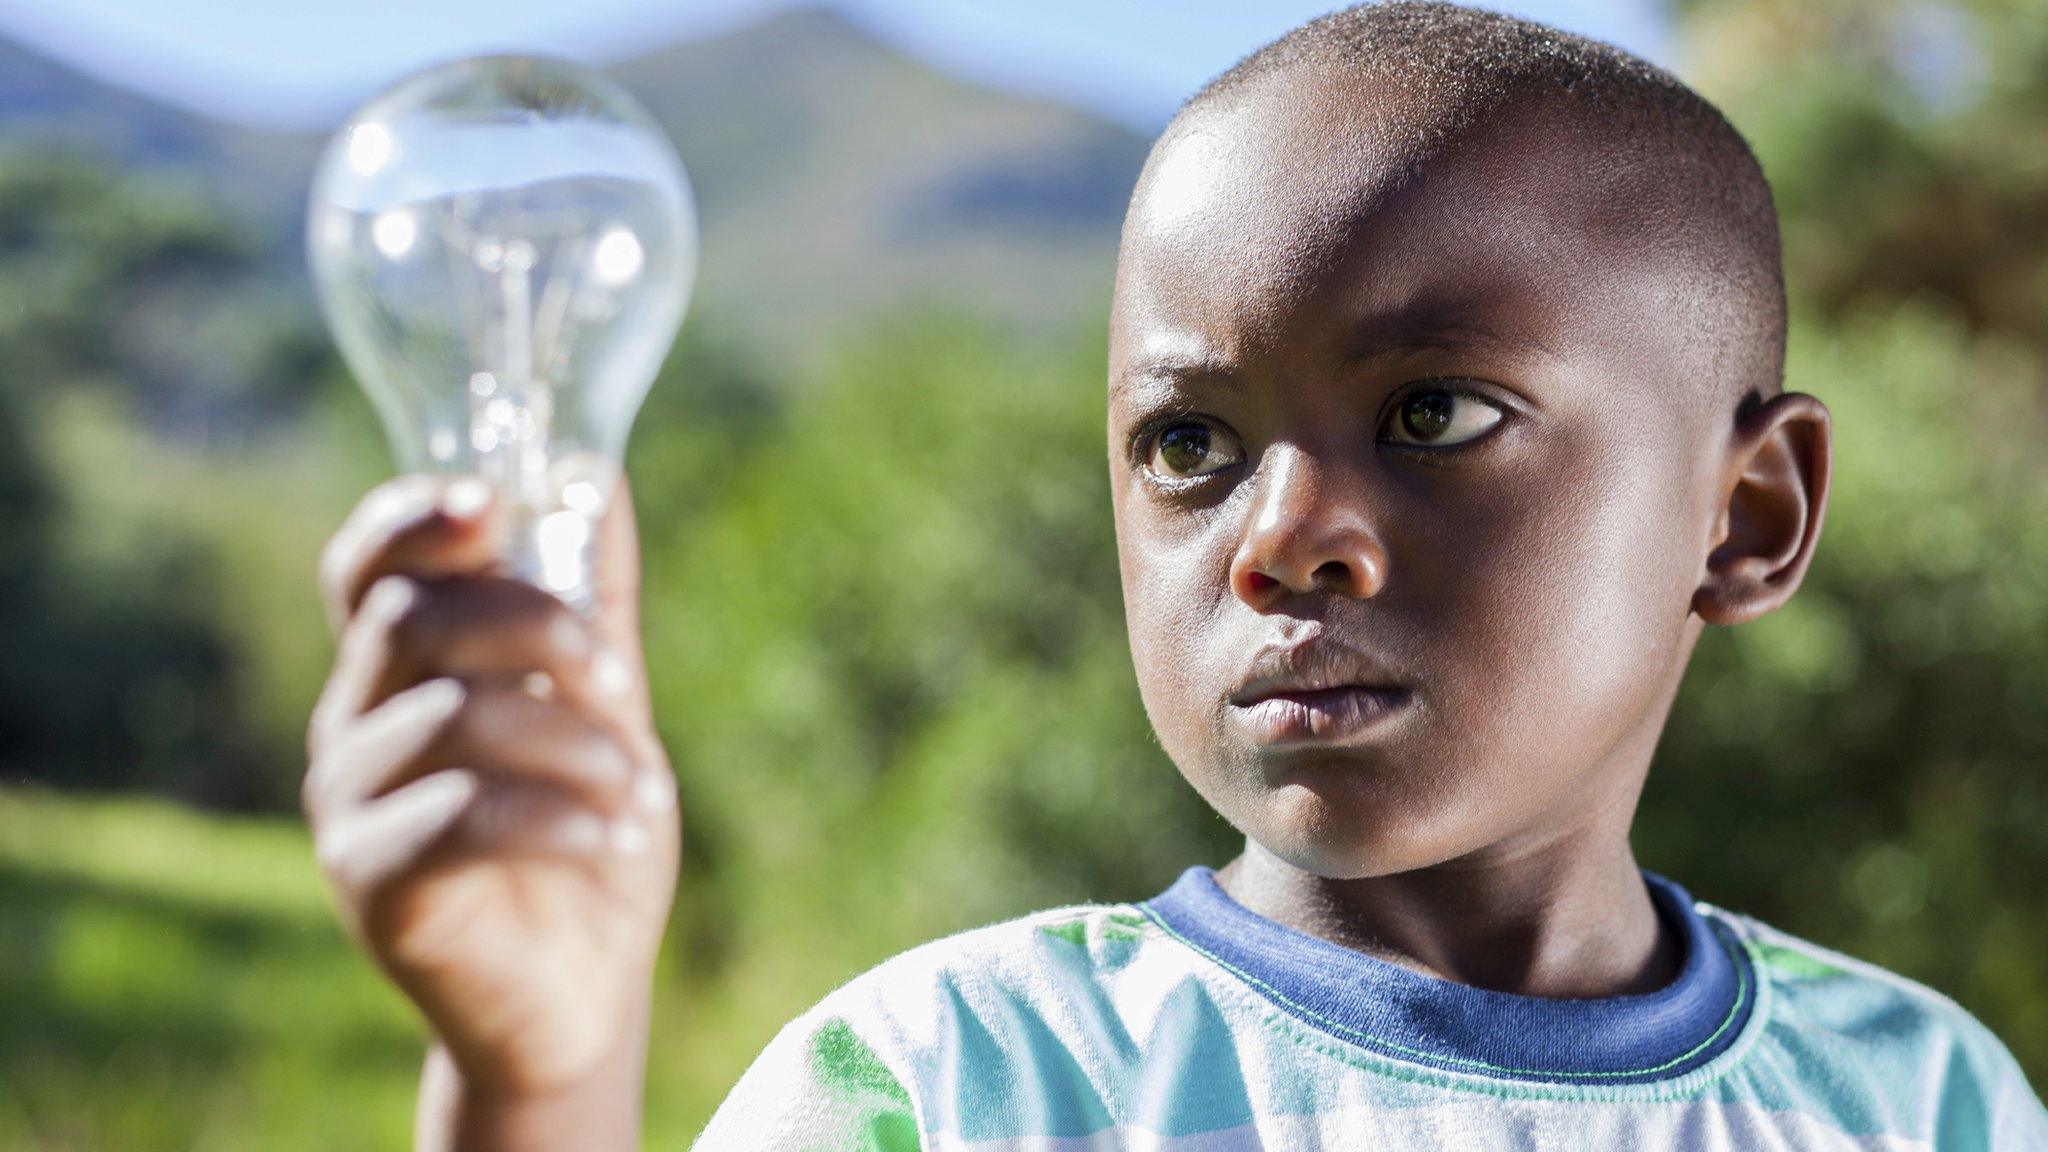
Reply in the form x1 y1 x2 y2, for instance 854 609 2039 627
303 474 679 1105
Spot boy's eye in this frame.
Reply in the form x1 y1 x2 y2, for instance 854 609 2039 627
1380 387 1505 447
1148 419 1244 479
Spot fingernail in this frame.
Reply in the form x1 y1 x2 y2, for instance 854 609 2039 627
634 770 675 814
417 768 478 812
366 574 417 620
441 478 493 522
591 648 634 700
522 671 556 700
608 819 650 856
408 677 466 716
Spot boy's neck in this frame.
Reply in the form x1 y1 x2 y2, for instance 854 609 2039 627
1213 824 1680 1001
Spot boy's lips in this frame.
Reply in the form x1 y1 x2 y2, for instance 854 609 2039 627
1227 635 1414 744
1232 686 1413 744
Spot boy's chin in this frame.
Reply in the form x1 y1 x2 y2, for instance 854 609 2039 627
1231 772 1486 882
1248 835 1454 883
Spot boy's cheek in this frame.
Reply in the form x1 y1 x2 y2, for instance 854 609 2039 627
1117 537 1239 748
1122 565 1227 712
1382 488 1703 851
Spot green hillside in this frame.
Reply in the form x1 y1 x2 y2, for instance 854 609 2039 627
0 783 784 1148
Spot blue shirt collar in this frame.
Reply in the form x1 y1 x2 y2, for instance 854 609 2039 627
1139 865 1753 1085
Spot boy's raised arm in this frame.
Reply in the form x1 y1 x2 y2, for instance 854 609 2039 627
301 474 679 1151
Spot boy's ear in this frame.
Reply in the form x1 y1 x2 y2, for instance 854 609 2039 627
1692 391 1833 626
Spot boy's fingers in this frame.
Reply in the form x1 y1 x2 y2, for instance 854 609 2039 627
309 574 635 753
434 777 645 865
320 776 647 936
309 574 431 759
314 768 481 918
319 475 506 632
304 680 636 822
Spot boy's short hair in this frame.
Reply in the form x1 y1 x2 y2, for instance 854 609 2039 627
1175 0 1787 410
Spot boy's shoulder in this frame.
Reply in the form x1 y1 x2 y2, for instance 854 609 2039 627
1712 901 1998 1037
1703 899 2043 1132
805 899 1167 1040
1707 899 2018 1052
688 901 1171 1151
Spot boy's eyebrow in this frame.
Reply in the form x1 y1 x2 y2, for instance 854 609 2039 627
1113 355 1238 398
1113 315 1561 401
1341 313 1563 368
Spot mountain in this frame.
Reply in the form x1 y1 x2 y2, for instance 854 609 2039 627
606 7 1147 355
0 5 1151 371
0 32 247 166
0 34 319 206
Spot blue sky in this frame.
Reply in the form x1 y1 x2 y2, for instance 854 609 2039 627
0 0 1669 132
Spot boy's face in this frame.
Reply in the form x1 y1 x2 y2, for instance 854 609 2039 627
1108 72 1736 881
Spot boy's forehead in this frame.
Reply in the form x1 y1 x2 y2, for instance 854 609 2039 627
1121 72 1443 281
1110 69 1663 383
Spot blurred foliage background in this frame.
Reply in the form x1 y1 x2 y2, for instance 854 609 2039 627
0 0 2043 1147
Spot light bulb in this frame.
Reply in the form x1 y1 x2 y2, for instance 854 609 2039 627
307 55 696 609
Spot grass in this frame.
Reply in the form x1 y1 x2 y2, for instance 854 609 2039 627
0 783 812 1151
0 784 424 1150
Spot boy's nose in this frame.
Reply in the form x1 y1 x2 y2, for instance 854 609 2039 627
1229 447 1389 607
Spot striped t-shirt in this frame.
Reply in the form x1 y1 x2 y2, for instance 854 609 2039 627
691 866 2048 1149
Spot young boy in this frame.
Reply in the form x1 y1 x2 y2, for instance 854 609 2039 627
301 3 2048 1148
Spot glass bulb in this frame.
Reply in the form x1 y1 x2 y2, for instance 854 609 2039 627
307 55 696 608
